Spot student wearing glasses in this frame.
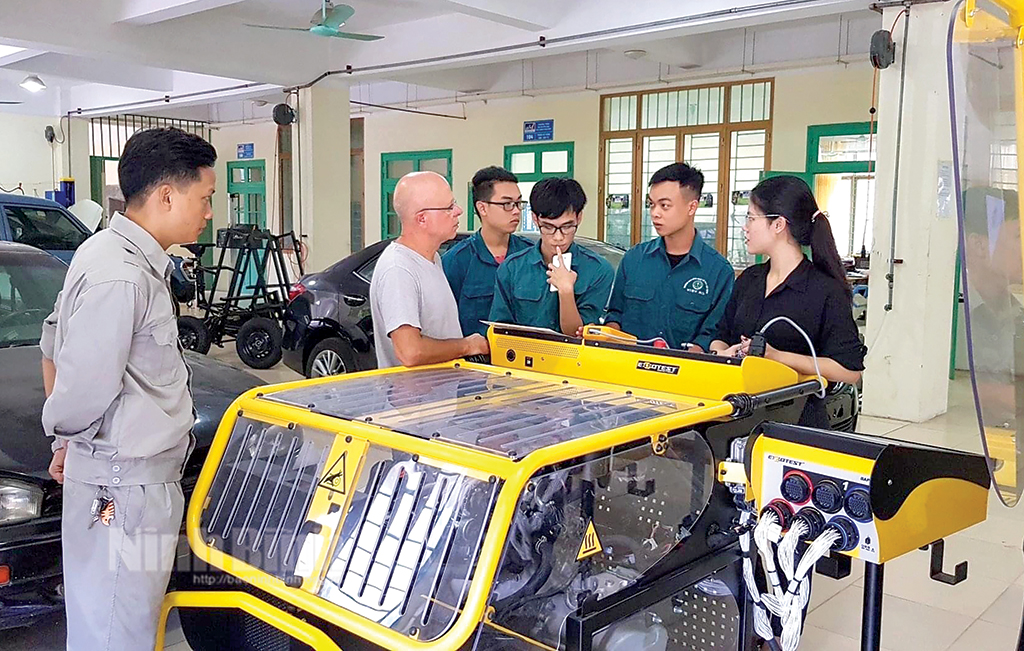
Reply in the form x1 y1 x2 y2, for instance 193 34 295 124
369 171 489 368
603 162 735 351
442 166 531 336
490 177 614 335
709 175 865 427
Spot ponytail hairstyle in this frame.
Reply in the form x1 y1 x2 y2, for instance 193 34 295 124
749 175 850 297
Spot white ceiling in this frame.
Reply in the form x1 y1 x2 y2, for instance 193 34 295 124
0 0 879 119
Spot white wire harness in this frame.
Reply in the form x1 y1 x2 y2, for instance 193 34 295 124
758 316 827 398
739 503 842 651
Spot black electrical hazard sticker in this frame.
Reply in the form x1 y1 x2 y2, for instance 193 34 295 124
319 451 348 495
576 520 603 561
636 360 680 375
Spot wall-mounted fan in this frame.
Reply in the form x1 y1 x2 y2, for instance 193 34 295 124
247 1 383 41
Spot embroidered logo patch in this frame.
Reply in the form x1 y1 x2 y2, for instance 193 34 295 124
683 277 710 295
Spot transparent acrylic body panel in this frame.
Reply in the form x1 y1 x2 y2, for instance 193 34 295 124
199 417 338 581
478 431 715 650
264 368 696 459
949 0 1024 505
318 446 501 641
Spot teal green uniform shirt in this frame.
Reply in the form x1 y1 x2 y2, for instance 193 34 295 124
442 231 531 336
604 234 734 350
489 241 615 332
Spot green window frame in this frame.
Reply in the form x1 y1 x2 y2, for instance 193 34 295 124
805 122 875 176
475 142 574 232
380 149 453 239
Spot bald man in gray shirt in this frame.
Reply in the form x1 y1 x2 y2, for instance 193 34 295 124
370 171 489 368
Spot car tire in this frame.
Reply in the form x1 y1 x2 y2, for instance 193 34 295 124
305 337 357 378
236 317 283 369
177 316 211 354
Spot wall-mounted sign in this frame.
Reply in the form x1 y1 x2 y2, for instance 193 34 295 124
524 119 554 142
237 143 255 159
700 193 714 208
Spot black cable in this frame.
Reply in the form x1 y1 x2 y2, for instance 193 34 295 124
1017 535 1024 650
0 183 24 194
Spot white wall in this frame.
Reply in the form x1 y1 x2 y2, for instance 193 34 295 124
0 113 66 197
362 92 601 243
209 121 280 235
771 64 877 172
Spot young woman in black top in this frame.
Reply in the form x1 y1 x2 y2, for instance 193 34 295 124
709 175 865 427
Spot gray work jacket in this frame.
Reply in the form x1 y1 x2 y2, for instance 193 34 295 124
40 214 194 487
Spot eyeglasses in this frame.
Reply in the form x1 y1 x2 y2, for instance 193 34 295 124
418 201 458 215
482 200 525 212
537 221 579 236
744 212 784 225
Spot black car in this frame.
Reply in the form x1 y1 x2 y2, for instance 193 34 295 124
281 234 626 378
0 242 261 630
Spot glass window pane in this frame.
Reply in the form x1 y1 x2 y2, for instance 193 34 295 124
603 137 633 250
386 159 414 179
387 212 400 237
510 152 535 175
710 86 723 125
518 181 538 231
818 133 875 163
727 129 767 267
248 166 264 184
667 91 679 128
684 132 721 246
419 157 449 177
541 150 569 174
231 167 245 184
640 135 678 242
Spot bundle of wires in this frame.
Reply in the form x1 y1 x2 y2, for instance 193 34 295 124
740 505 842 651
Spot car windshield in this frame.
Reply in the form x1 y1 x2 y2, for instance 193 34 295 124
0 252 66 348
4 205 90 251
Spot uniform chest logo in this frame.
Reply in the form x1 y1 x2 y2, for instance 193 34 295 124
683 277 710 296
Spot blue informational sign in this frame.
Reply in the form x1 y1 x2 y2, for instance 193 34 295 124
237 143 255 159
523 119 554 142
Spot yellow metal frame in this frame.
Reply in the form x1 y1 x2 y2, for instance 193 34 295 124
180 343 808 651
156 591 343 651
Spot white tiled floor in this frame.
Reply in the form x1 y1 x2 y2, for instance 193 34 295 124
8 365 1024 650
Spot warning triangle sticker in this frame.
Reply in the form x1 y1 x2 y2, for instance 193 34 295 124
576 520 603 561
319 451 348 495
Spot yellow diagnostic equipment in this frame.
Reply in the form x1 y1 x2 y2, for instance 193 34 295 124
160 324 824 651
746 422 990 564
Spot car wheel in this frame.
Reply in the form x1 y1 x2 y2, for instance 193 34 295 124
305 337 357 378
177 316 211 354
236 317 283 369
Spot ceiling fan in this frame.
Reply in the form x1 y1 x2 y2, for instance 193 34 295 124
247 1 384 41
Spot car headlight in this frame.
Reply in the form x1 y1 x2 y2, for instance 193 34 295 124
0 479 44 525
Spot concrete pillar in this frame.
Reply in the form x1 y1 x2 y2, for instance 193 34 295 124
59 117 91 201
297 84 351 273
862 3 958 421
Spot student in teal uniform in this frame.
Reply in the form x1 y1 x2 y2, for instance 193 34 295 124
490 178 614 335
442 166 531 336
603 162 735 351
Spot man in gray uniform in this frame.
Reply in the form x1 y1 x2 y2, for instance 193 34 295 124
370 171 489 368
40 128 216 650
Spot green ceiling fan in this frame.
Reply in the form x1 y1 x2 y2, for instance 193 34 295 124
247 1 384 41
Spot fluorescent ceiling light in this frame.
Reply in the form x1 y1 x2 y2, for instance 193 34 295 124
19 75 45 93
0 45 25 59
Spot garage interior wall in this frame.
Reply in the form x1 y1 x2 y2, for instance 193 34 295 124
0 113 68 197
360 64 875 246
770 65 876 171
209 122 280 236
361 92 600 243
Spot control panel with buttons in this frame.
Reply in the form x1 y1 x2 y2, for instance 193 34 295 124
746 422 990 564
